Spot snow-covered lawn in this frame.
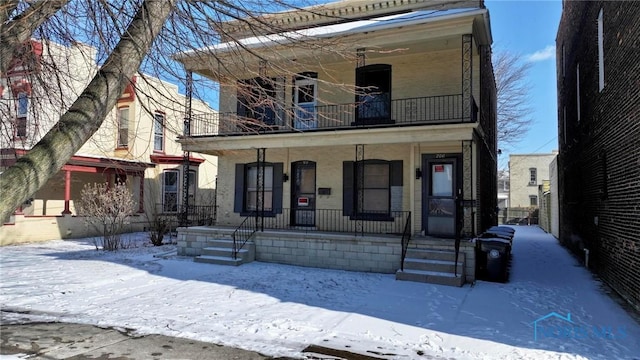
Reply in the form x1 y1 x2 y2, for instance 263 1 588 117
1 226 638 359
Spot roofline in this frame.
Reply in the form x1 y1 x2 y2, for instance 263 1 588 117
174 8 490 60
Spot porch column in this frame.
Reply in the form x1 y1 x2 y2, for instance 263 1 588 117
62 170 72 214
461 140 474 236
256 148 266 231
462 34 473 122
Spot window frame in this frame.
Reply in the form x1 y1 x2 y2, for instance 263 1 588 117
342 159 402 221
529 168 537 185
162 170 179 213
598 8 604 92
117 106 129 148
234 162 283 217
529 195 538 207
15 92 29 138
153 111 165 152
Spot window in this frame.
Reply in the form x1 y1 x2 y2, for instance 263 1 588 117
163 170 178 212
561 44 565 78
117 107 129 147
598 8 604 91
529 168 537 185
576 64 580 122
234 163 283 215
343 160 402 219
153 112 164 151
529 195 538 207
237 78 277 126
246 165 273 211
16 92 28 137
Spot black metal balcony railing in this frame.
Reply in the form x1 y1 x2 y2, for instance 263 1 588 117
189 94 476 137
247 208 410 236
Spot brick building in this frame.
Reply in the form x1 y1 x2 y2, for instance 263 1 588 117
556 1 640 309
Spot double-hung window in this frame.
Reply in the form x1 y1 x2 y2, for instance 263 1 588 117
529 168 537 185
153 112 165 152
16 92 28 138
234 162 283 216
162 170 178 212
343 160 402 219
118 107 129 147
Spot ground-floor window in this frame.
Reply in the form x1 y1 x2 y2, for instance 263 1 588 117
343 159 402 219
163 170 178 212
234 162 283 216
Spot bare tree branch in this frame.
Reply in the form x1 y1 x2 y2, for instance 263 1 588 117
0 0 69 74
494 49 534 151
0 0 175 222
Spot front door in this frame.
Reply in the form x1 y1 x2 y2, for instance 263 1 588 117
423 156 459 237
291 161 316 226
294 78 317 130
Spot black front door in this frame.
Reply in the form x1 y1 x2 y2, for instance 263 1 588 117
291 161 316 226
423 155 460 237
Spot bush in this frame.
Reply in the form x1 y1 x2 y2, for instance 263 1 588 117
77 182 135 251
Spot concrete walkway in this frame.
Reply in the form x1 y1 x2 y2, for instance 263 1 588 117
0 321 294 360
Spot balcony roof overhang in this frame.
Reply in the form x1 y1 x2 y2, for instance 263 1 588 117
178 123 477 156
174 8 492 79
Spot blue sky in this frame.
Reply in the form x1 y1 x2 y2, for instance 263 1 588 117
485 0 562 170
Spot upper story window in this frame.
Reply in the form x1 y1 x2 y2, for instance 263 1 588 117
153 111 165 152
598 8 604 92
529 168 537 185
15 92 29 138
117 107 129 148
576 63 580 122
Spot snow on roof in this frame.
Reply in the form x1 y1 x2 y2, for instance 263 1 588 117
179 7 485 57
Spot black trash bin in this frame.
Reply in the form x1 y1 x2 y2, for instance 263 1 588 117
479 238 511 282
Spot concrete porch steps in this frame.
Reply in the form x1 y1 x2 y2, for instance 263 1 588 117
194 239 255 266
396 248 465 287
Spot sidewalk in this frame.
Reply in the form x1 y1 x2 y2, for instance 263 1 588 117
0 321 292 360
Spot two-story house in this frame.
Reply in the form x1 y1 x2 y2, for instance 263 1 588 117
556 1 639 310
174 0 497 285
0 40 218 244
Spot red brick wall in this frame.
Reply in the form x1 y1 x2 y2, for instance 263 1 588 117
556 1 640 310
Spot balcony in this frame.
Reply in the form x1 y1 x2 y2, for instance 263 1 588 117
188 94 477 137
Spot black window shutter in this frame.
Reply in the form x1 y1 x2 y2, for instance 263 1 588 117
272 163 283 214
390 160 403 186
343 161 354 216
234 163 245 213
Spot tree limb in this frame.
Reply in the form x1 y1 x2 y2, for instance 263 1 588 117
0 0 69 74
0 0 176 222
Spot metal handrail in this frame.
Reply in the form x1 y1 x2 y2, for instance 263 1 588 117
232 214 256 259
400 211 412 271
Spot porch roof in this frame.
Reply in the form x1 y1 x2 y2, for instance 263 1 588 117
179 122 476 156
174 7 491 61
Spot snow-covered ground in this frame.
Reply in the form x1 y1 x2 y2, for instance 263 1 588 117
1 226 638 359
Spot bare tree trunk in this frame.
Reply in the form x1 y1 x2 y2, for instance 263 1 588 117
0 0 69 73
0 0 175 222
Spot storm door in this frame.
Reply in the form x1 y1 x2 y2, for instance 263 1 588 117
423 156 459 237
291 161 316 226
293 77 317 130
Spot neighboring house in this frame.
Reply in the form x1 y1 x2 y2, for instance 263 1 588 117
556 1 640 309
174 0 497 285
508 152 557 209
497 169 509 209
0 40 217 244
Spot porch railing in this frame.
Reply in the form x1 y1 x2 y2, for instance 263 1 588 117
156 203 217 226
249 208 410 236
400 211 412 271
232 214 257 259
189 94 472 136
